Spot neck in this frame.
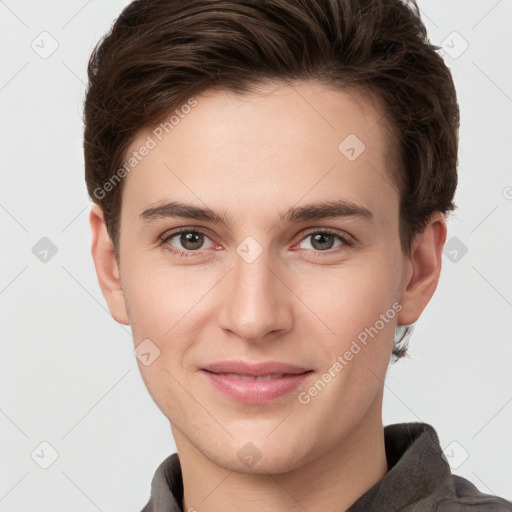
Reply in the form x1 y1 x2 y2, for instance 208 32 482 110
174 395 388 512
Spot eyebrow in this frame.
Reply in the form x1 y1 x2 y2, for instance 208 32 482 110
139 199 374 225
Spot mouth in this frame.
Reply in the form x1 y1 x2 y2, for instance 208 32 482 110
201 361 314 404
206 372 302 381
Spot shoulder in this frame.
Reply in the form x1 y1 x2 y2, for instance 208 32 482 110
434 474 512 511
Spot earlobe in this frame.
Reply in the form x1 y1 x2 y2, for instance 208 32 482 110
89 204 130 325
397 212 447 326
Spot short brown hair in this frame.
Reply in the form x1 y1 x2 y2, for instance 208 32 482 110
83 0 459 360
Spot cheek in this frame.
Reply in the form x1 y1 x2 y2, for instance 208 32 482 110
122 253 211 337
123 265 204 416
122 260 219 407
294 257 400 344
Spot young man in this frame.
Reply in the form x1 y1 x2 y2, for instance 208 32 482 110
84 0 512 510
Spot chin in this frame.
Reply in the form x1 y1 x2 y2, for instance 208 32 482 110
223 450 305 475
201 436 313 476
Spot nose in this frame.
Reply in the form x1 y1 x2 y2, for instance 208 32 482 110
217 246 293 343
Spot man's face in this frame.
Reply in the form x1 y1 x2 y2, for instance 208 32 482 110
113 82 411 473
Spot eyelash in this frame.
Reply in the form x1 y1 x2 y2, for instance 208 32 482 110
159 227 354 258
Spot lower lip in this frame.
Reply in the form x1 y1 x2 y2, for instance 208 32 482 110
202 370 312 404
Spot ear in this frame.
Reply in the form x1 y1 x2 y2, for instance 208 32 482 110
89 203 130 325
397 211 447 326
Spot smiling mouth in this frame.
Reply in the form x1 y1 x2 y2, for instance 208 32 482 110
200 364 314 404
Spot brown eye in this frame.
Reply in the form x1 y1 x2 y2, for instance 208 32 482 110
178 231 204 250
163 229 215 253
310 233 336 250
298 230 352 253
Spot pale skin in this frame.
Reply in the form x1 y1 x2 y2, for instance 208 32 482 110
90 81 446 511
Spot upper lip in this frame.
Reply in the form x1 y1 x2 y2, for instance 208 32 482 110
202 361 312 377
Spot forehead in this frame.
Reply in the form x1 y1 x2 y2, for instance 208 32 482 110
120 81 398 229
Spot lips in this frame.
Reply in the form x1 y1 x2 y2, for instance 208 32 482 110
202 360 311 376
214 372 292 381
201 361 313 403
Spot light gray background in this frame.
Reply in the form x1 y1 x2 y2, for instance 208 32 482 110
1 0 511 510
